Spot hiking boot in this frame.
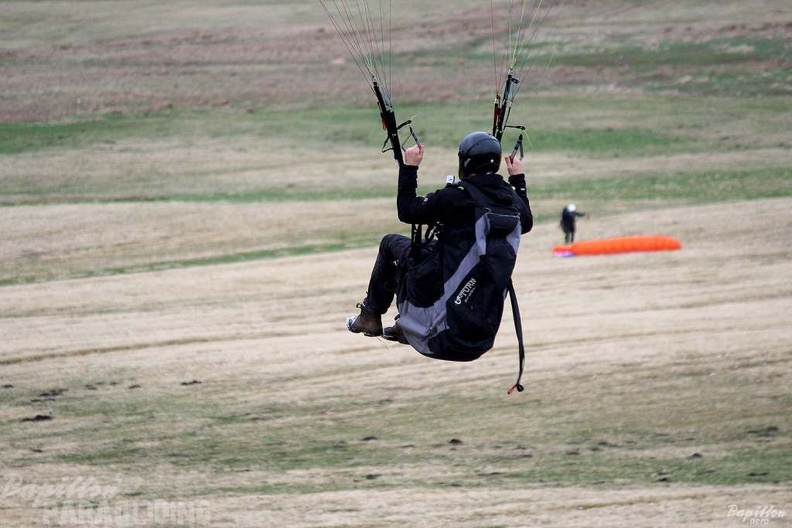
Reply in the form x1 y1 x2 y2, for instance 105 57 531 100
383 323 408 345
346 303 382 336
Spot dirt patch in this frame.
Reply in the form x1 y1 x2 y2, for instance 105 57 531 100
2 0 788 121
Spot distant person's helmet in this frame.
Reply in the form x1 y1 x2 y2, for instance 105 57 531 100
458 132 501 178
567 204 577 213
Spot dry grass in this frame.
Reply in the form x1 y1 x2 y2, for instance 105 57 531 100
1 198 790 526
1 1 791 526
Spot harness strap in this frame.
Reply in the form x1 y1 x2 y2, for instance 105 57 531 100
462 183 526 393
409 223 422 260
506 279 526 394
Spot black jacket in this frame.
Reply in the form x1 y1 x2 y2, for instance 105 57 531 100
560 208 585 230
396 165 533 234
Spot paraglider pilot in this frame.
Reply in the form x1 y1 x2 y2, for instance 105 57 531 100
346 132 533 339
560 203 586 243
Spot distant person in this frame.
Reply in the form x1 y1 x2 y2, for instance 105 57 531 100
560 203 586 243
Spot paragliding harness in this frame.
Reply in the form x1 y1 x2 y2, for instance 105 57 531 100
394 182 526 394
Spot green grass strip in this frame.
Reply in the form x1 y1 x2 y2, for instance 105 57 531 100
0 241 378 287
0 113 147 155
533 166 792 204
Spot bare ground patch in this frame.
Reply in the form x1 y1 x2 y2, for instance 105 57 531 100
2 0 789 121
0 198 789 525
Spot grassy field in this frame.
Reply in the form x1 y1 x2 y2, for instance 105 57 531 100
1 1 790 526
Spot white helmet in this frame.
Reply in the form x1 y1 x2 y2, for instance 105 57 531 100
567 204 577 213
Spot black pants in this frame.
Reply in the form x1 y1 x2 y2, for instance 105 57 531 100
365 234 412 315
561 221 576 243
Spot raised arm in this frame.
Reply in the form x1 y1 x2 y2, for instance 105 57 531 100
396 144 442 225
504 155 533 234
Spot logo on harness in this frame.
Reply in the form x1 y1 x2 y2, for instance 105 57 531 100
454 277 477 305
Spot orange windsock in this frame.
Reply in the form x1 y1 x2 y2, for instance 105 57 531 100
553 235 681 257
